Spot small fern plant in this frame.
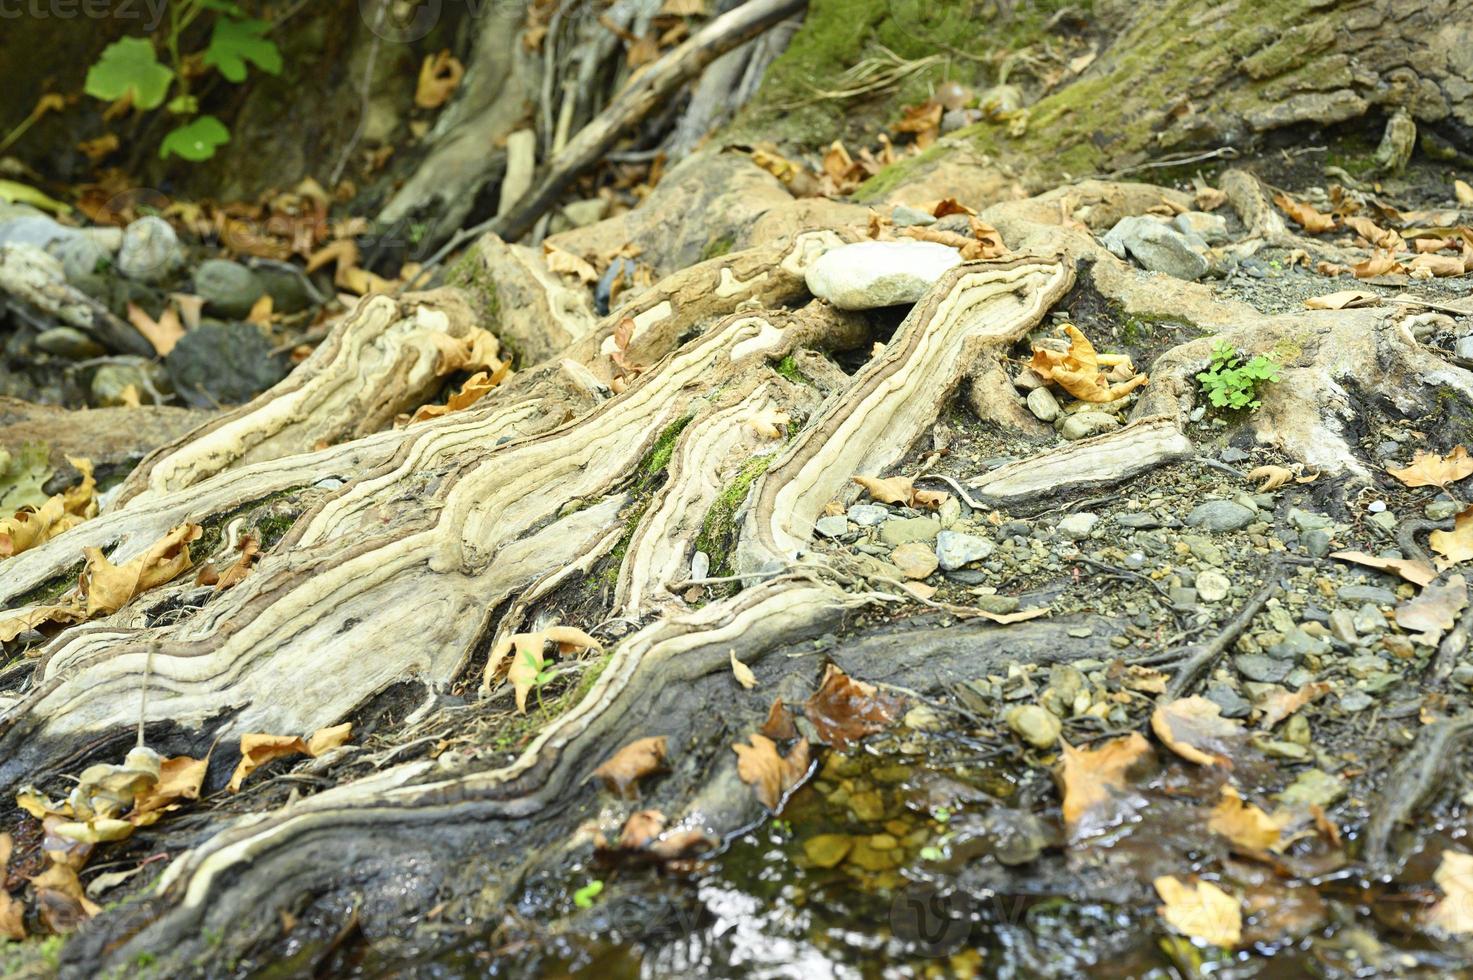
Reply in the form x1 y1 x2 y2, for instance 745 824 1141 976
1196 341 1281 411
84 0 282 161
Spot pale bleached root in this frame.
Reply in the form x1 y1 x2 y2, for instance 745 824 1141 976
739 254 1076 570
114 290 490 508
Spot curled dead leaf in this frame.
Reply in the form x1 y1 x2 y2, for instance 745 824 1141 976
1245 465 1294 491
1426 849 1473 935
81 522 202 618
1151 696 1244 768
1330 550 1437 588
802 663 903 747
1209 784 1288 852
729 651 757 690
852 474 948 511
227 722 352 793
593 735 669 798
1155 875 1241 947
1056 732 1153 834
415 50 464 110
1303 289 1379 311
1430 506 1473 569
1030 325 1148 403
733 733 810 810
617 809 667 850
1394 575 1467 645
1273 193 1335 234
543 242 598 283
1256 681 1332 730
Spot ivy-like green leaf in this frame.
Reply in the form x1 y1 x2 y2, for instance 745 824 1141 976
84 37 174 110
160 116 231 161
203 18 283 83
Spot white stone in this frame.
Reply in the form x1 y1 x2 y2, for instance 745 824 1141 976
804 241 962 310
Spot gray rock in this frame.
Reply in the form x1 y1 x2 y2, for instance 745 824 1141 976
1057 513 1099 541
1006 705 1062 749
1220 446 1250 463
35 327 104 359
91 361 171 406
1338 584 1398 605
1101 215 1209 280
1352 603 1385 635
1184 535 1225 565
890 204 936 228
1426 499 1460 521
1196 569 1231 602
1275 769 1345 808
53 235 108 287
878 516 941 545
1026 386 1060 422
1185 499 1255 532
1058 412 1119 440
1302 528 1332 558
1288 507 1332 532
1205 682 1252 719
1328 608 1359 644
1236 653 1293 683
194 260 267 319
249 262 319 314
974 594 1020 615
847 503 891 527
1170 586 1199 606
0 214 79 251
935 530 994 570
560 198 609 228
1271 627 1326 661
804 241 962 310
1367 510 1398 532
1338 690 1374 712
1172 210 1229 244
167 321 290 407
1116 512 1160 529
1457 336 1473 361
815 515 850 538
117 216 182 283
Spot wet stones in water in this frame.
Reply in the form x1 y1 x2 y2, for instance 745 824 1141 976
976 809 1049 866
194 260 267 319
167 321 290 407
802 834 852 869
117 216 183 283
1005 705 1061 749
1275 769 1345 809
935 529 993 570
804 241 962 310
879 517 940 545
1185 500 1255 532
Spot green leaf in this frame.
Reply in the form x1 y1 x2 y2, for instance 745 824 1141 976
0 179 70 215
203 18 283 83
85 37 174 110
159 116 230 161
166 94 200 115
572 880 604 909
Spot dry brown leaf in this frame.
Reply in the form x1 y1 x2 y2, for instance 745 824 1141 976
80 522 201 617
729 651 757 690
213 534 260 591
0 833 23 940
1194 185 1227 211
0 457 97 559
407 369 504 424
495 626 601 712
930 197 976 218
1344 215 1402 251
1273 193 1335 233
227 733 309 793
126 302 185 356
1387 445 1473 488
306 238 359 275
415 50 464 109
0 601 86 643
742 408 790 440
1245 465 1294 492
1056 732 1153 832
801 663 903 747
246 294 274 325
760 698 798 740
1303 289 1379 310
1209 784 1288 852
593 736 669 798
1430 506 1473 569
733 733 810 810
1030 325 1148 403
1330 550 1437 588
1353 250 1405 278
131 755 208 820
1395 575 1467 644
543 242 598 283
1456 180 1473 208
617 809 667 850
1426 849 1473 935
660 0 708 14
1152 696 1243 768
852 474 947 511
1256 681 1332 729
1409 253 1466 278
307 722 353 756
1155 875 1241 947
32 861 101 931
